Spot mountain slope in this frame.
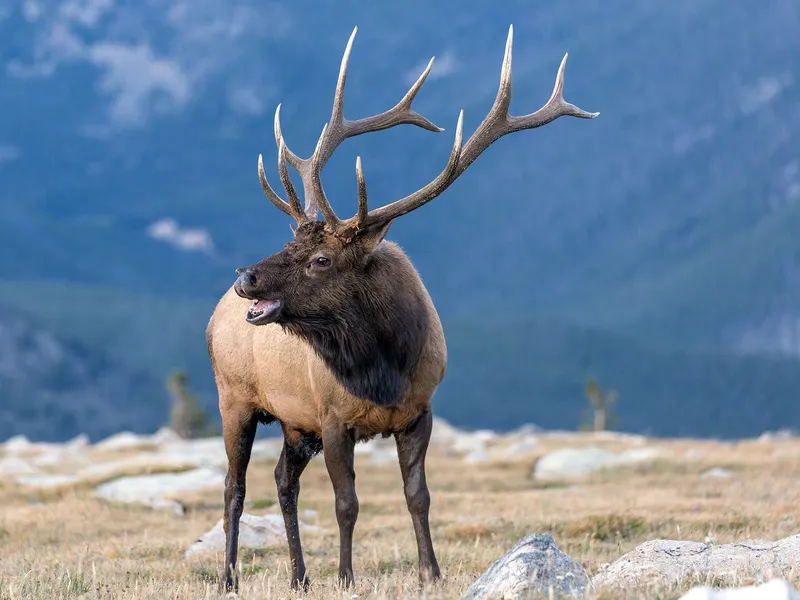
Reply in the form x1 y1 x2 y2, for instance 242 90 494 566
0 306 168 442
1 0 799 440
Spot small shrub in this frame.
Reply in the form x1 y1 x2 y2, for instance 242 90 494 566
167 371 211 439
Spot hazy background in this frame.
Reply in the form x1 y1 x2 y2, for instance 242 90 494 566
1 0 799 442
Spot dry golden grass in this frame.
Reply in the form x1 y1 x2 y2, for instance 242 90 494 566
2 433 800 599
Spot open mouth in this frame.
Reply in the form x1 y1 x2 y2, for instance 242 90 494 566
246 298 282 324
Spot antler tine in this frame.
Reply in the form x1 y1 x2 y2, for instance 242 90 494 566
309 123 341 226
266 26 444 223
351 110 464 228
456 24 599 177
258 153 306 225
277 139 305 219
355 156 368 226
343 24 598 232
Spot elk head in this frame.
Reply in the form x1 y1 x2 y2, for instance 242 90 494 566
235 25 598 326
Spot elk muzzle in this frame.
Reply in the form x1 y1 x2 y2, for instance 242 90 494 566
234 267 284 325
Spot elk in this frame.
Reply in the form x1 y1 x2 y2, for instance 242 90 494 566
206 24 597 593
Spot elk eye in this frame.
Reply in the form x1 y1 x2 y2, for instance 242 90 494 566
314 256 330 267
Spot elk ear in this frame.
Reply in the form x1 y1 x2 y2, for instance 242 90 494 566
357 220 393 254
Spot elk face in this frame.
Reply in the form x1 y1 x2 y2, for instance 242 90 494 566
234 220 390 325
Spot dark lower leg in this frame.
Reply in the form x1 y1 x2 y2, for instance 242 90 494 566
222 411 257 592
322 425 358 587
275 437 313 590
395 410 440 582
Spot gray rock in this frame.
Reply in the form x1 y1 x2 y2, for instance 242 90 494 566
498 436 539 460
15 474 81 488
370 447 398 466
701 467 733 479
93 467 225 513
184 513 323 558
533 447 659 481
460 533 590 599
678 579 800 600
0 456 38 475
430 417 462 446
464 448 490 464
2 435 31 452
93 431 154 451
592 535 800 590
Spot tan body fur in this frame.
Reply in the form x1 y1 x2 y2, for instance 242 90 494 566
208 242 447 441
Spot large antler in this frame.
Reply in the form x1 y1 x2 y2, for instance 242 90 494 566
257 26 443 226
339 24 598 233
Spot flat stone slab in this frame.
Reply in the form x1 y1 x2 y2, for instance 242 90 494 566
93 467 225 513
592 536 800 589
533 446 659 481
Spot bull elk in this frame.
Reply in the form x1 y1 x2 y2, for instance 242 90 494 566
207 24 597 592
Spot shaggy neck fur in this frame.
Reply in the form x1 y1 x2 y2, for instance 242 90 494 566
282 247 429 408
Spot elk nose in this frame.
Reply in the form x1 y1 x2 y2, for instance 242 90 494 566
236 267 258 289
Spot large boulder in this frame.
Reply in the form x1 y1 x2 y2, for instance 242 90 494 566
460 533 590 599
592 535 800 589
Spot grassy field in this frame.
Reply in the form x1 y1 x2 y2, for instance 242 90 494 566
1 432 799 599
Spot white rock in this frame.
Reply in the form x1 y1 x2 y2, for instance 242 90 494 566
533 447 659 481
758 429 796 443
2 435 31 452
498 436 539 459
93 431 153 451
430 417 462 446
30 450 70 468
701 467 733 479
150 427 182 445
93 467 225 511
0 456 39 475
464 449 490 464
251 438 282 461
370 447 398 466
184 513 322 558
592 536 800 589
451 434 488 455
65 434 90 451
354 441 376 455
678 579 800 600
508 423 543 436
16 474 81 488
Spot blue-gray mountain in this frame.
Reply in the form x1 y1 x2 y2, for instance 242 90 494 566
1 0 799 441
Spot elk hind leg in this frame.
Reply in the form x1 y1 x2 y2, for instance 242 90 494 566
275 430 316 590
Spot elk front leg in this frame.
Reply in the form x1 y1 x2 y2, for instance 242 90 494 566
395 410 440 583
221 408 258 592
275 437 313 590
321 424 358 588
